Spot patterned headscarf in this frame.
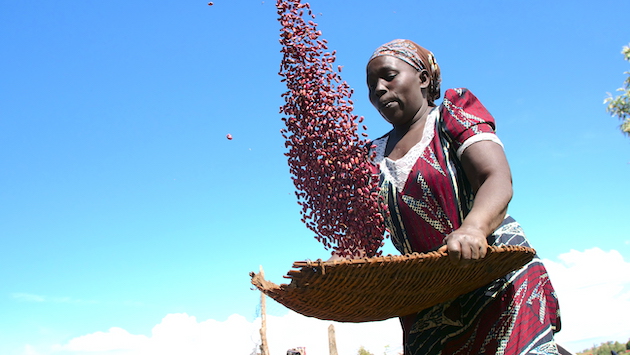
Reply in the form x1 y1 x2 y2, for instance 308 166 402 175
368 39 442 105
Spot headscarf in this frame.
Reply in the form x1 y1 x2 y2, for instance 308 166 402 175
368 39 442 105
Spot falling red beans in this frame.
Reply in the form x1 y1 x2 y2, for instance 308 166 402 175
226 133 233 140
276 0 385 257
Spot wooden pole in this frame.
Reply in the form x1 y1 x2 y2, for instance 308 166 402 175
259 266 270 355
328 324 338 355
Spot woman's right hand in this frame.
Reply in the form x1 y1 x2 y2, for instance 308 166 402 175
437 225 489 266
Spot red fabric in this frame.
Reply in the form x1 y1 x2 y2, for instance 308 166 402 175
386 88 498 253
442 88 497 149
374 88 561 354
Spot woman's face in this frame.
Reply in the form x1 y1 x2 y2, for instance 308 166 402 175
366 56 429 126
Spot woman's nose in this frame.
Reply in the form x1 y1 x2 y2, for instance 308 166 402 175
374 80 386 97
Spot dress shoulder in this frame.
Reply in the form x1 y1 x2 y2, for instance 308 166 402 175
440 88 502 157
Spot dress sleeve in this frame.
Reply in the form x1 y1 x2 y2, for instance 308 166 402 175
440 88 504 159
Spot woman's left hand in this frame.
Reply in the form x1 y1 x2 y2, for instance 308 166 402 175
438 225 488 266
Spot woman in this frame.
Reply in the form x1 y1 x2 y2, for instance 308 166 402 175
366 39 561 354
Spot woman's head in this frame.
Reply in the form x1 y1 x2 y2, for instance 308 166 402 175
367 39 441 106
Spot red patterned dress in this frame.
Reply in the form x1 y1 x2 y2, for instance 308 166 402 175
371 88 561 355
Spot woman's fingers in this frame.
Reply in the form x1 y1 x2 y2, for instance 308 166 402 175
443 230 488 265
446 237 463 263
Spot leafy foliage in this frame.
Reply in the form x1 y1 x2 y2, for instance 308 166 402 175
605 44 630 136
577 340 629 355
357 346 375 355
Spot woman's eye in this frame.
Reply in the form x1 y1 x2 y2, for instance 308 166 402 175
385 73 397 81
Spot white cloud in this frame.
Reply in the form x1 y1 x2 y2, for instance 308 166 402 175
11 293 98 305
23 345 42 355
264 311 402 355
57 327 149 352
32 248 629 355
52 314 260 355
543 248 630 353
47 312 400 355
12 293 46 302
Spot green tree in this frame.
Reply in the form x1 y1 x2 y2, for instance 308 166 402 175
605 43 630 136
357 346 374 355
576 340 630 355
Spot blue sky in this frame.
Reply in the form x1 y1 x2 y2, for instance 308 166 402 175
1 0 629 354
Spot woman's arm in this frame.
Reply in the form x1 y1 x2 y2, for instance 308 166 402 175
440 140 513 264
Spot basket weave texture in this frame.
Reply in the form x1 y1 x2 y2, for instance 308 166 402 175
250 245 535 323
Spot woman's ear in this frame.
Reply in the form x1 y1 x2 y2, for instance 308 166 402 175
418 69 430 88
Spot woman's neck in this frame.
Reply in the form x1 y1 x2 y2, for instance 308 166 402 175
386 106 434 160
391 104 433 138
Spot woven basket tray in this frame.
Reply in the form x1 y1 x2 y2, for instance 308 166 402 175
250 245 535 323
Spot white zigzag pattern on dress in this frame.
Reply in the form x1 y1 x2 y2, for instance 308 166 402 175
527 340 559 355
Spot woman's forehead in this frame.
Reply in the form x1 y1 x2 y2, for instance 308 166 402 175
367 56 417 74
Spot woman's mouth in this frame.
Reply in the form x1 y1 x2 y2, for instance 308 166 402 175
381 100 397 110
